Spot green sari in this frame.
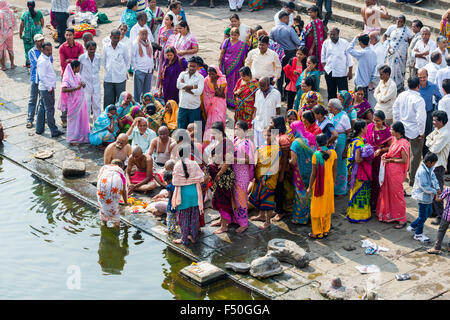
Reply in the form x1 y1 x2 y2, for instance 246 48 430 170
21 10 43 64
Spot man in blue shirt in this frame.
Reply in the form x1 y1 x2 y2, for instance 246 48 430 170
270 11 302 101
26 34 45 129
347 33 378 99
418 67 442 157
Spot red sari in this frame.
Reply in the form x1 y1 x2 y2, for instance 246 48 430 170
305 122 322 137
305 19 325 72
376 137 410 223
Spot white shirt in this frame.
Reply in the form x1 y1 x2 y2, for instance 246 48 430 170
167 11 180 26
413 39 437 70
432 47 449 69
253 88 281 132
103 36 131 51
176 71 204 110
392 90 426 139
129 23 155 46
274 10 294 27
245 48 282 80
37 54 56 91
131 39 154 73
374 78 397 119
438 94 450 115
321 38 353 77
237 24 251 43
79 52 101 93
435 66 450 96
130 127 157 153
423 62 441 85
370 41 387 74
102 42 130 83
425 124 450 169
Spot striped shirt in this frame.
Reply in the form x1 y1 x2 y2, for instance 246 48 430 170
136 0 147 13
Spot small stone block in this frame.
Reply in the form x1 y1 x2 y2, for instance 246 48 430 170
180 261 226 287
62 160 86 177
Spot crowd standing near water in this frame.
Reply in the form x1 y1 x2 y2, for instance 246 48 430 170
1 0 450 252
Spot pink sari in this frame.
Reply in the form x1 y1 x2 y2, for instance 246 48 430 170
376 137 410 223
58 64 90 143
305 19 324 72
0 0 15 57
203 66 227 144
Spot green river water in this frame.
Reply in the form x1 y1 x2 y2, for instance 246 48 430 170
0 156 263 300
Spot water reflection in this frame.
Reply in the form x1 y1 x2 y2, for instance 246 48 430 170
1 157 261 299
98 225 129 275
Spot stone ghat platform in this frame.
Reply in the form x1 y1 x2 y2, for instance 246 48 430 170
1 127 449 299
1 2 449 300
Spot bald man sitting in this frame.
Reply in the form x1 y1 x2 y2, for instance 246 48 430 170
148 125 175 167
126 146 159 194
104 133 132 165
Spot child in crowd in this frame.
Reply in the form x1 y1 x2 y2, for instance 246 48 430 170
293 15 305 47
151 171 177 233
428 186 450 254
154 159 175 187
409 152 441 242
283 46 307 110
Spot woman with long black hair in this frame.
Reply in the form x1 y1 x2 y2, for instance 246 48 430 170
19 0 44 67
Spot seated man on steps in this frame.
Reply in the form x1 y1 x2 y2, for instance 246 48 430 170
148 125 175 167
126 146 159 194
104 133 132 165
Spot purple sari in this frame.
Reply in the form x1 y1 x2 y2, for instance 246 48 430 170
159 55 188 104
354 99 372 120
232 137 255 227
220 39 248 109
364 123 392 209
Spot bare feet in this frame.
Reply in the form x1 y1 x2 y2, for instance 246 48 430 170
427 248 440 255
213 226 228 234
173 239 183 244
1 66 6 71
187 235 195 243
10 64 16 69
258 222 271 230
210 220 221 227
272 213 285 222
250 215 265 222
235 226 248 233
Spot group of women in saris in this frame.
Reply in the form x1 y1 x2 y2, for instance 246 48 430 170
89 90 179 147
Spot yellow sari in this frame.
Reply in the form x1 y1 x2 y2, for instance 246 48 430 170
249 144 281 211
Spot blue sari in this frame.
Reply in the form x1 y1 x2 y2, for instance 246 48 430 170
291 135 314 224
120 9 137 38
294 70 320 111
89 106 119 146
331 111 348 196
116 92 135 119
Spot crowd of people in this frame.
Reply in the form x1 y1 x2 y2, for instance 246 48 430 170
1 0 450 253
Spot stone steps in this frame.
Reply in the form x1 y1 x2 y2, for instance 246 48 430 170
280 0 445 37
